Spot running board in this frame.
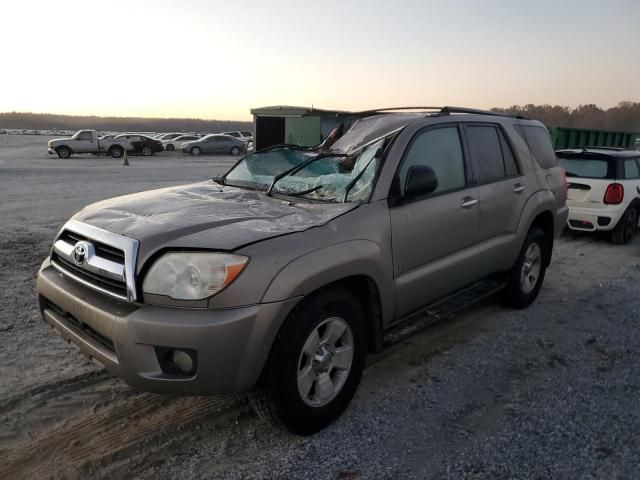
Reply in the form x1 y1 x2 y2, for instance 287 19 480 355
382 278 506 346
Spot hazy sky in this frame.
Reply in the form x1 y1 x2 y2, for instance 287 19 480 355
2 0 638 120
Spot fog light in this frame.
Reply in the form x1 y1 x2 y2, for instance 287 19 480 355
155 346 197 376
171 350 193 373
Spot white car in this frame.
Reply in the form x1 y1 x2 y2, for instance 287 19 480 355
558 147 640 244
222 131 253 143
162 134 201 152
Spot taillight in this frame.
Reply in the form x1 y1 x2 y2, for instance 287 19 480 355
604 183 624 204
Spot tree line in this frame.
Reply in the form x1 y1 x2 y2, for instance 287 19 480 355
0 112 253 133
1 102 639 133
491 102 640 132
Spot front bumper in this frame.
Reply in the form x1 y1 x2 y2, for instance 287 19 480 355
566 205 623 232
37 258 300 394
48 148 56 155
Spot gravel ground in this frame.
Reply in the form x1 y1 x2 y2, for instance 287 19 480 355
1 134 640 479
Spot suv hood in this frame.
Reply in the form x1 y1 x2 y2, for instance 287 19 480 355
72 181 356 266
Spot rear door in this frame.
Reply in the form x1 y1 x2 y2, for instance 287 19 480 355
463 123 528 274
389 124 480 317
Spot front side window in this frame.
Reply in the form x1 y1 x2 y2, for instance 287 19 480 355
78 131 92 140
397 126 465 196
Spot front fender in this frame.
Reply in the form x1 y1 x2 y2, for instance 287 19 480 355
262 239 393 323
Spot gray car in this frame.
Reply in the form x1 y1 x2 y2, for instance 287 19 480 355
37 107 568 435
181 134 247 156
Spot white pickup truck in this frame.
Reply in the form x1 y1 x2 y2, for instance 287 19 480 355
48 130 128 159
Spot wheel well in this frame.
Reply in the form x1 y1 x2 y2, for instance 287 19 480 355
56 145 70 151
307 275 384 354
109 144 122 152
530 211 554 266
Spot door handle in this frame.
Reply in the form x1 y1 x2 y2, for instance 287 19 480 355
513 184 526 194
461 197 478 209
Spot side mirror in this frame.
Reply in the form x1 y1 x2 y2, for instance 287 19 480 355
404 165 438 200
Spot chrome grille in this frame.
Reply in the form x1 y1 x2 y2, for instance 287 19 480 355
50 220 139 302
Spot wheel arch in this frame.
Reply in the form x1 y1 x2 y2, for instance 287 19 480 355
262 241 391 353
529 210 554 266
515 190 558 267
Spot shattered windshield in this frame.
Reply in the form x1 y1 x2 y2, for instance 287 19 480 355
222 140 384 203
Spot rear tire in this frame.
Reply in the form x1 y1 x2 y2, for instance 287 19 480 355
611 206 638 245
165 144 175 151
231 146 241 156
56 146 71 159
191 146 201 156
110 146 123 158
503 226 547 309
141 146 153 156
250 288 367 435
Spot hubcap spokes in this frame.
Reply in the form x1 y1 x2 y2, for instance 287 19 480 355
520 243 541 294
297 317 354 407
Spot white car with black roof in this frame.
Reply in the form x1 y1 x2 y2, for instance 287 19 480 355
558 147 640 244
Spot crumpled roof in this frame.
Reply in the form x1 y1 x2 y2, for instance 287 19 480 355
330 113 424 154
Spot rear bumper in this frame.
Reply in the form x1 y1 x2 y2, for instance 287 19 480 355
36 258 300 394
566 205 624 232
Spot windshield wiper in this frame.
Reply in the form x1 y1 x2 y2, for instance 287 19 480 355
276 185 324 198
266 152 346 196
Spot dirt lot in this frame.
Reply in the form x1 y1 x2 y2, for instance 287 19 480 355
1 134 640 479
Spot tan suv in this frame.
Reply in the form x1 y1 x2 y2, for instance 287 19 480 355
37 107 568 434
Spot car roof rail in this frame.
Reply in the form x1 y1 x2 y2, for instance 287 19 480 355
356 106 529 120
355 106 443 115
582 146 625 151
437 106 529 120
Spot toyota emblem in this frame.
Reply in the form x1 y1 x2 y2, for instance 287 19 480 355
73 242 88 265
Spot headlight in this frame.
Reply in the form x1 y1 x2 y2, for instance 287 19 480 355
142 252 248 301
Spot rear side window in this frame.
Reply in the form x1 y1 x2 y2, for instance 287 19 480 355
466 125 519 183
624 159 640 179
398 126 466 196
514 125 558 169
558 157 615 179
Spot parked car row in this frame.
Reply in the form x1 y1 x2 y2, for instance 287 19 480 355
46 130 253 158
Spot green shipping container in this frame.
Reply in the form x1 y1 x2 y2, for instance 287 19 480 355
548 127 637 150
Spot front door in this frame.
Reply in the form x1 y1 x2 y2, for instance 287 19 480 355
390 124 480 318
74 130 95 153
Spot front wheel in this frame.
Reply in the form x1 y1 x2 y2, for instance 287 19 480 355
110 146 123 158
56 146 71 159
251 288 367 435
502 226 547 309
190 146 201 156
611 207 638 245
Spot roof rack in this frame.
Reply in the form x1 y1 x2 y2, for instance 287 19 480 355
355 106 442 115
582 146 625 151
437 106 529 120
357 106 528 120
